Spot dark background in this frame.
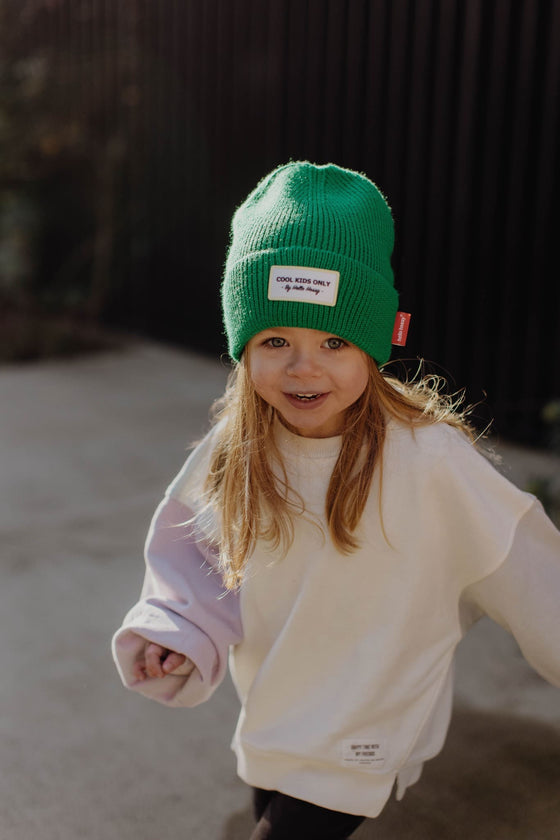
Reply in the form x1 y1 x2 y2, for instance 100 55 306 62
1 0 559 444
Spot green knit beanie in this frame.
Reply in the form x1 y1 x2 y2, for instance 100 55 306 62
222 161 398 364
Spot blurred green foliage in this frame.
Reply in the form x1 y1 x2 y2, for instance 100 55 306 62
541 400 560 454
0 1 138 360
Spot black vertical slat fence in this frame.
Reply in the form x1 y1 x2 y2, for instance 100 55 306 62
2 0 559 444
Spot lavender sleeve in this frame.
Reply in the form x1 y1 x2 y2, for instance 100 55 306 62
112 495 243 707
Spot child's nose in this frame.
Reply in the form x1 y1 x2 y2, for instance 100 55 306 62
286 349 322 377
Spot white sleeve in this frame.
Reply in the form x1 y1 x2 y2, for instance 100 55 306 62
462 501 560 687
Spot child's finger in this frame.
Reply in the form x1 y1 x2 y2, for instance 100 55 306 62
162 651 187 673
145 643 166 677
132 660 147 681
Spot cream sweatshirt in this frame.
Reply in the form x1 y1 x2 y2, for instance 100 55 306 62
112 419 560 818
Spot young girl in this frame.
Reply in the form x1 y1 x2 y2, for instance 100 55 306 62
112 162 560 839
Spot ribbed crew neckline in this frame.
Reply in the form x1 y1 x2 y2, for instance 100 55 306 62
272 415 342 459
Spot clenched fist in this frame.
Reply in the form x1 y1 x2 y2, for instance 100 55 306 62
133 642 194 681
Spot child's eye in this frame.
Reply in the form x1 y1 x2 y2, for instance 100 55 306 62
325 337 346 350
265 337 287 348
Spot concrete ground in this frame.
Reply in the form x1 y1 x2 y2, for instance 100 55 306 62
1 340 559 840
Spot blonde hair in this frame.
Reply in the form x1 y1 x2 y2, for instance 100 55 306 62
201 355 477 590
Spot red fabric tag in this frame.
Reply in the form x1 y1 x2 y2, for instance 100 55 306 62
391 312 411 346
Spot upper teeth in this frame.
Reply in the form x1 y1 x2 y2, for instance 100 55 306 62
296 393 319 399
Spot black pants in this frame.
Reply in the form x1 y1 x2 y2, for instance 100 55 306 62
249 787 366 840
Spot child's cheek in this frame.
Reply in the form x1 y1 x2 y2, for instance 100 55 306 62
248 368 270 401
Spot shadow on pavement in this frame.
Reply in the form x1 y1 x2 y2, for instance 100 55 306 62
219 706 560 839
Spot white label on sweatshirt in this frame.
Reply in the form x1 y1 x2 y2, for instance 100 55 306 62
268 266 340 306
341 739 386 769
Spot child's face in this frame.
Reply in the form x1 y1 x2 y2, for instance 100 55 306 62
247 327 369 438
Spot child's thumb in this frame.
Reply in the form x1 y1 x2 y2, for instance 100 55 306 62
162 652 187 672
